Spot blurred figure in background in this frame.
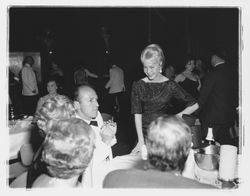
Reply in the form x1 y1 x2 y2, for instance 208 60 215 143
21 56 39 116
194 58 209 85
49 61 64 92
197 47 238 146
9 69 23 116
175 56 201 99
164 65 175 80
105 60 125 115
74 64 99 86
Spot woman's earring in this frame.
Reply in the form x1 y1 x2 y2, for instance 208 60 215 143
160 69 162 73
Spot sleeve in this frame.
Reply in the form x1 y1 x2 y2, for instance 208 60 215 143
131 81 142 114
197 73 215 109
171 81 196 107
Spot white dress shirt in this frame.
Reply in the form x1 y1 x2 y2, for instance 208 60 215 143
105 65 125 94
76 111 114 187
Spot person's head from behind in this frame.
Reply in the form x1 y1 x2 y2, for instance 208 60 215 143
73 85 99 121
141 44 165 81
210 46 227 67
23 56 34 67
42 118 96 179
146 115 192 172
46 78 58 95
36 95 76 136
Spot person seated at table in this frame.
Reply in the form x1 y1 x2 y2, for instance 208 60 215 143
35 78 60 115
73 85 117 187
32 118 96 187
36 94 76 137
103 115 216 188
25 95 76 188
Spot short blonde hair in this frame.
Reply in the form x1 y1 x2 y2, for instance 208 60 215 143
140 44 165 68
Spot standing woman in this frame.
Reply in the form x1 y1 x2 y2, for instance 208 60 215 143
175 57 201 99
131 44 199 152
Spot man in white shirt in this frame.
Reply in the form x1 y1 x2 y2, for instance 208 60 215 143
105 63 125 114
21 56 39 115
73 85 116 187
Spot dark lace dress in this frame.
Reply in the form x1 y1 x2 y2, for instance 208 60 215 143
131 79 196 135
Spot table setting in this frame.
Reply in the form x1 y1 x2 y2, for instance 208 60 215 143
9 116 35 160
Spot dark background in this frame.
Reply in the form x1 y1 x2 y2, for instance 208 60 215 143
8 6 240 152
9 7 239 82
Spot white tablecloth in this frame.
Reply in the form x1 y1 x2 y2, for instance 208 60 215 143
9 118 33 159
81 152 142 188
81 149 240 188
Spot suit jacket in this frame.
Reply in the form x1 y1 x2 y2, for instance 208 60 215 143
105 65 125 94
103 168 216 188
197 63 238 126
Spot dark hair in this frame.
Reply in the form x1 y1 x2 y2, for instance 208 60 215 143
210 46 228 60
146 115 192 172
42 118 95 179
46 77 58 86
22 56 34 66
186 55 196 65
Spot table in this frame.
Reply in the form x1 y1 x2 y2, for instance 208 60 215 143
9 117 33 160
82 149 240 188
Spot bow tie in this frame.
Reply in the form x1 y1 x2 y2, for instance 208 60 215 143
89 120 98 127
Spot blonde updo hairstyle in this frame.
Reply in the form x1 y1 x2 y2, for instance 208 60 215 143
140 44 165 70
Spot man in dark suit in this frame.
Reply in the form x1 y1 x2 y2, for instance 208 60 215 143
197 47 238 146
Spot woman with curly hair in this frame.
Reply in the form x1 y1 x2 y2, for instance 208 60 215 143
21 95 76 188
32 118 95 187
36 94 76 137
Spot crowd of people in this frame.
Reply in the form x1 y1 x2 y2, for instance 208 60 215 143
8 43 239 188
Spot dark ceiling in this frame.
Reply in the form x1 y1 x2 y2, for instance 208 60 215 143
8 7 239 75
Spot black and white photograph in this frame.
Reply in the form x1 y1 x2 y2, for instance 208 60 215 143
1 0 249 194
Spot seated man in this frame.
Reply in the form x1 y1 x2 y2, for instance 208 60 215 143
103 115 216 188
73 85 117 187
32 118 95 187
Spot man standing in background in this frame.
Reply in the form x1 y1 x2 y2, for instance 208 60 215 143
21 56 39 116
197 47 238 146
105 61 125 115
